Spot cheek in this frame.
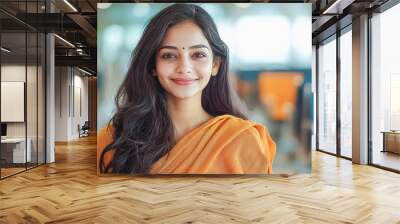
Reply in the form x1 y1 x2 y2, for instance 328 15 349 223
155 60 174 78
195 61 213 78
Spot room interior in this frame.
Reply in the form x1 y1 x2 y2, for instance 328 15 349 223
0 0 399 222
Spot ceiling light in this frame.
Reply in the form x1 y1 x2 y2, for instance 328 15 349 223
54 34 75 48
323 0 341 14
322 0 354 15
1 47 11 53
63 0 78 12
78 67 92 76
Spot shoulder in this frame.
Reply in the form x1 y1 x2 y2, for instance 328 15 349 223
98 125 113 137
216 115 269 139
229 119 275 154
216 115 276 173
97 125 115 174
213 115 253 130
98 125 112 137
97 125 114 150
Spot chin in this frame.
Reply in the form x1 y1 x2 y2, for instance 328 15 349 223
166 88 201 100
170 92 199 99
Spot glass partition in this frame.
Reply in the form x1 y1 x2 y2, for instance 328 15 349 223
317 37 337 154
0 1 46 179
1 30 27 177
339 29 352 158
371 3 400 171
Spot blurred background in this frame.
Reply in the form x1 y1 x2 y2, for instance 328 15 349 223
97 3 312 174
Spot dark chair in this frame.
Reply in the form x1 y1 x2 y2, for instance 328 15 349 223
78 121 90 138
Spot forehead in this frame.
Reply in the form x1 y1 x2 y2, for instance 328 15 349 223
160 20 210 47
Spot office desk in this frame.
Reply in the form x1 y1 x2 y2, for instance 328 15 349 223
1 138 31 163
381 131 400 154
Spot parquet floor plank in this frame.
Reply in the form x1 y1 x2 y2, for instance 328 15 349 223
0 135 399 223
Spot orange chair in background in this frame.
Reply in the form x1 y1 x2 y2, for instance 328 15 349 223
258 72 303 122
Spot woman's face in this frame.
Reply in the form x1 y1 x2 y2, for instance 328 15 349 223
155 20 220 100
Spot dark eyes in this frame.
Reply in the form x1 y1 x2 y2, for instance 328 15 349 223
160 52 208 60
161 53 176 59
192 52 207 58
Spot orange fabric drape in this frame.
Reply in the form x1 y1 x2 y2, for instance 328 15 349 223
97 115 276 174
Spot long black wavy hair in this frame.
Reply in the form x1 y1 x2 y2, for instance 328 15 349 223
100 3 248 174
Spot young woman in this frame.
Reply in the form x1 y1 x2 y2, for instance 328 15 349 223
98 3 276 174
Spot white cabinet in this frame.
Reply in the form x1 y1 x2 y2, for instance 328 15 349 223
1 138 32 163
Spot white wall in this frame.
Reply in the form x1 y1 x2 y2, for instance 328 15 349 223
1 65 26 141
55 67 89 141
55 67 69 141
71 72 89 138
1 65 37 137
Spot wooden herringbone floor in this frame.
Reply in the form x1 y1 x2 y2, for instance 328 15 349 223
1 135 400 224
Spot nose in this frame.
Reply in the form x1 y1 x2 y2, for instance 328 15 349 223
176 55 192 75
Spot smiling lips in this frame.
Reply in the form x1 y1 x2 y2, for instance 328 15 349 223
171 78 197 86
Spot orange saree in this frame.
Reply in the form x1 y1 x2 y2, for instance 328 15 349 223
97 115 276 174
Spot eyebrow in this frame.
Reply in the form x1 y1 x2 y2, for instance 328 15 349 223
159 44 210 50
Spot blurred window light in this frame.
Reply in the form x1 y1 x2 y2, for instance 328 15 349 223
198 4 224 19
292 16 312 67
235 15 290 65
125 25 143 50
98 3 112 10
380 2 400 72
217 22 236 67
234 3 251 8
132 3 150 18
103 24 124 62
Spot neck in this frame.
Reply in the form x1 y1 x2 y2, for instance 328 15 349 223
167 94 212 142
